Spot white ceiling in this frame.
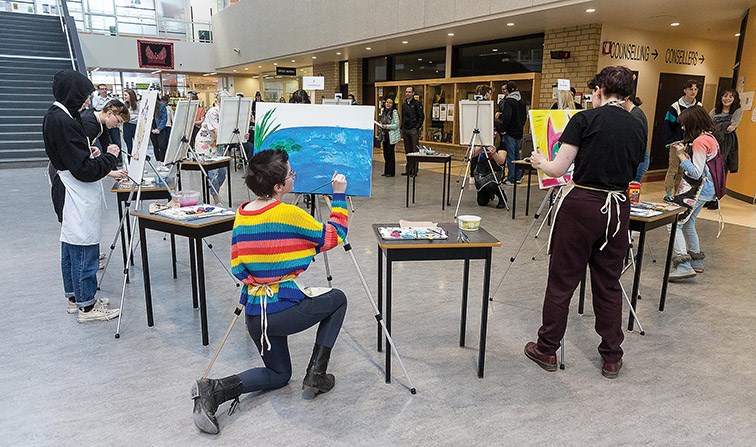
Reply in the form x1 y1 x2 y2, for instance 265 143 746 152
226 0 754 73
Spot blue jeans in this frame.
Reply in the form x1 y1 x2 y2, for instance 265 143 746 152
122 122 136 155
208 167 227 200
237 289 347 393
503 134 523 182
669 195 713 257
634 150 650 183
61 242 99 307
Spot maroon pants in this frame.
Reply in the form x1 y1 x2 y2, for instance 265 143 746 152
536 187 629 363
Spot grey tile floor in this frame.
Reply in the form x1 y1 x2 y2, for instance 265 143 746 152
1 162 755 446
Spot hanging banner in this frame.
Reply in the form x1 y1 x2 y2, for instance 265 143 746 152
137 40 174 69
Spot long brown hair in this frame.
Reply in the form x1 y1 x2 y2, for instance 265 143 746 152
678 106 715 143
124 89 138 111
714 89 741 115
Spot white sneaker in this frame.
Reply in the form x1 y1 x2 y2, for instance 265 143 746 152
68 298 110 314
77 300 120 323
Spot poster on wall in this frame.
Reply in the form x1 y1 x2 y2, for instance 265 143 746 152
446 104 454 122
254 103 374 197
529 109 582 189
741 91 754 111
127 90 158 184
439 104 447 121
137 40 174 69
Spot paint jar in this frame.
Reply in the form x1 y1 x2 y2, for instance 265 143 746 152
627 181 641 204
173 190 201 207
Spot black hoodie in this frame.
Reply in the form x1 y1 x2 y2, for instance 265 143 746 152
43 69 117 182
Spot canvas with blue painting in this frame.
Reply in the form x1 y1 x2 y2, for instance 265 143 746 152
254 102 374 197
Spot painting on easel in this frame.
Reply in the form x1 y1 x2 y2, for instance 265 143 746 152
127 90 158 184
528 109 581 189
254 103 374 197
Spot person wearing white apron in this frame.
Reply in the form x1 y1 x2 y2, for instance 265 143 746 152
524 66 646 379
43 69 122 323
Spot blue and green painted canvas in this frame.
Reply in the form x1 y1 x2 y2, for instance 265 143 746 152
254 103 374 197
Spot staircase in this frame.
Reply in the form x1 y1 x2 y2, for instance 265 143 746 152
0 11 79 166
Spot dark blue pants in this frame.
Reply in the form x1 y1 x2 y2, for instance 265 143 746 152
237 289 347 393
61 242 99 308
122 122 136 155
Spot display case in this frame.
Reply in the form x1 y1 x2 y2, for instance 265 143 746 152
375 73 541 159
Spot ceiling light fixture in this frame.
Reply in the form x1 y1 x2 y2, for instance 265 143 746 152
492 49 498 52
273 63 278 66
670 22 680 26
506 23 515 26
312 56 317 59
291 59 295 62
736 33 741 36
244 67 249 70
366 47 372 50
336 52 342 55
402 40 408 44
447 33 455 36
585 8 596 13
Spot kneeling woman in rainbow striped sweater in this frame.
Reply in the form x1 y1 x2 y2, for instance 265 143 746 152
192 149 349 434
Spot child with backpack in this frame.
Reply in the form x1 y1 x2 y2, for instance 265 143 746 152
668 106 719 282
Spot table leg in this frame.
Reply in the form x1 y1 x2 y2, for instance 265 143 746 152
385 258 392 383
195 237 209 346
412 175 416 204
227 161 232 206
578 270 586 314
405 173 410 208
377 246 383 352
125 198 134 266
479 249 492 378
460 259 470 347
189 239 198 309
525 169 532 216
446 160 451 206
118 199 129 283
512 175 518 219
442 160 447 210
659 219 678 312
170 234 177 279
139 221 153 327
628 228 646 331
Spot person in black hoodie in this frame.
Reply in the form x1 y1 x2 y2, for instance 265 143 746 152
496 81 527 184
44 69 122 323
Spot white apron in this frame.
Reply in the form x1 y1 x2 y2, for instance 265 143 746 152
53 102 105 246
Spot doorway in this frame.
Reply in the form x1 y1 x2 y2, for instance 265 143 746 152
649 73 705 170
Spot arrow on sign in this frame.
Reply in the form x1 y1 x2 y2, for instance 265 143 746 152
699 54 705 64
652 49 659 59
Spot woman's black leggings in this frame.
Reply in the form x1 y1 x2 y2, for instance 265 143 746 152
237 289 347 393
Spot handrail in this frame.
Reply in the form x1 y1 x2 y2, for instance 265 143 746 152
72 10 212 43
57 0 88 76
56 0 76 70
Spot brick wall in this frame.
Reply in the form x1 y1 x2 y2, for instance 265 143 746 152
312 61 339 102
347 58 363 103
539 24 602 108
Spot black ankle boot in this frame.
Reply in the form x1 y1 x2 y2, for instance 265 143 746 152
302 344 335 399
191 375 243 434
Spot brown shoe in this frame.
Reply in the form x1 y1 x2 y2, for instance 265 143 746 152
524 342 557 372
601 359 623 379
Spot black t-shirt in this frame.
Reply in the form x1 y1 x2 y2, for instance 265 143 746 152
559 105 646 190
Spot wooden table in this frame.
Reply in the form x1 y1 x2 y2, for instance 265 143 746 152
373 223 501 380
131 210 235 346
511 160 537 219
404 153 453 210
178 157 232 206
577 206 685 331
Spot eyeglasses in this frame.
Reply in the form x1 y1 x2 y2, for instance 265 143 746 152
286 170 296 179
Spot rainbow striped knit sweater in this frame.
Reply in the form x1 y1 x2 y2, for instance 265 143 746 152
231 193 348 316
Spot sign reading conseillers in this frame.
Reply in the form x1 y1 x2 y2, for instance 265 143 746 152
602 41 705 66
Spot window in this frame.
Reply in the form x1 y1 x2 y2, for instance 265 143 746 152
394 48 445 80
453 34 544 77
